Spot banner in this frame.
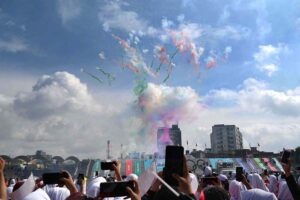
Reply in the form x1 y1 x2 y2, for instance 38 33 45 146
134 160 141 175
144 159 153 171
126 160 133 176
156 159 165 172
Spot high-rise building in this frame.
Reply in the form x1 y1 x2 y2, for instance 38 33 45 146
157 124 182 156
210 124 243 153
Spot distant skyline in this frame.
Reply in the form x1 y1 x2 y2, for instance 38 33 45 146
1 0 300 158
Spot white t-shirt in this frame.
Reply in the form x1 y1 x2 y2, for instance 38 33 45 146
44 186 70 200
241 189 277 200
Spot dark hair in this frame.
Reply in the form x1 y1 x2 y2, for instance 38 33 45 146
203 186 230 200
221 179 229 191
13 181 24 192
153 185 180 200
281 173 286 180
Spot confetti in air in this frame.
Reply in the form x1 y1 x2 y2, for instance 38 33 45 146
81 66 115 85
99 51 106 60
206 56 217 69
96 67 115 85
224 46 232 59
135 83 203 152
170 30 204 72
81 68 103 83
112 34 157 79
83 16 234 152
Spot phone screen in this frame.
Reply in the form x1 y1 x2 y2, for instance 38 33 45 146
101 161 116 170
202 177 218 186
236 167 243 182
43 172 68 184
281 150 291 164
77 173 84 184
99 181 134 197
164 145 184 186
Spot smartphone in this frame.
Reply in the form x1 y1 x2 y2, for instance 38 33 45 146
99 181 134 197
101 161 117 170
202 177 219 186
281 150 291 164
42 172 68 184
163 145 184 186
236 167 243 182
77 173 84 185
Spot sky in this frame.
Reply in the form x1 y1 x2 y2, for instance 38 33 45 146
1 0 300 159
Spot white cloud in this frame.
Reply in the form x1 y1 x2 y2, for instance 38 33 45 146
159 22 202 42
0 72 199 157
192 78 300 151
205 78 300 117
14 72 98 119
1 72 300 157
249 0 272 40
98 1 150 34
0 37 28 53
253 44 289 76
178 23 203 40
177 14 185 23
256 17 272 41
210 25 251 41
224 0 271 40
0 94 12 109
161 18 174 29
161 22 249 46
0 74 206 158
57 0 81 25
192 108 300 152
0 72 36 96
0 71 137 158
219 6 230 23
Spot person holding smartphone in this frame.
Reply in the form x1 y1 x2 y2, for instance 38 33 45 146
64 179 141 200
282 158 300 200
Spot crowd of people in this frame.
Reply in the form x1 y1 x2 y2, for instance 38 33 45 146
0 155 300 200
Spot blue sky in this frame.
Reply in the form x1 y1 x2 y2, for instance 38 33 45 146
1 0 300 158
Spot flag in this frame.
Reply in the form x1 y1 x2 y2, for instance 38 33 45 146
126 160 133 176
156 159 165 172
134 160 141 175
11 174 35 200
144 159 153 171
138 161 157 196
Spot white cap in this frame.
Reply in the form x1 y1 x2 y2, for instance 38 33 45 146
188 173 199 193
204 166 212 176
218 174 228 182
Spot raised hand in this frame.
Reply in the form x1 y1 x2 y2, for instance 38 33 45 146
126 180 141 200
